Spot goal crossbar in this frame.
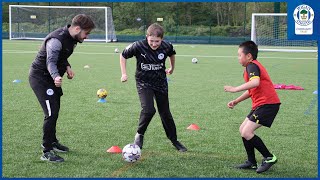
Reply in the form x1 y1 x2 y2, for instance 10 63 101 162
9 5 117 42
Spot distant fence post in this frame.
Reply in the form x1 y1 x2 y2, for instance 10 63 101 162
175 2 178 43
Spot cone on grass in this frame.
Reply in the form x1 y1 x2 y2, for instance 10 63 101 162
187 123 200 130
13 79 21 83
106 146 122 153
97 98 107 103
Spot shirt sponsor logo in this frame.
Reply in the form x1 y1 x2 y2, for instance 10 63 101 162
46 89 54 96
141 63 163 71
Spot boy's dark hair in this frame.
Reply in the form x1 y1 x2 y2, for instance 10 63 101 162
71 14 95 30
239 41 258 60
147 23 164 38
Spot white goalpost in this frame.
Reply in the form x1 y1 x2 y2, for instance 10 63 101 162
251 13 317 52
9 5 117 42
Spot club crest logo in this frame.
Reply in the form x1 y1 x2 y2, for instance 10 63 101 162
46 89 54 96
158 53 164 60
293 4 314 35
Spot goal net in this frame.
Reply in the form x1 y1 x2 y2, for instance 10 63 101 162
9 5 117 42
251 13 317 52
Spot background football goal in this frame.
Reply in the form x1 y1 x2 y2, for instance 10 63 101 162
251 13 317 52
9 5 117 42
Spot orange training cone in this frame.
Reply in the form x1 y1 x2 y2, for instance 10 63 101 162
106 146 122 153
187 123 200 130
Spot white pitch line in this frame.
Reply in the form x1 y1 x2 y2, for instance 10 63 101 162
2 49 317 60
2 41 122 48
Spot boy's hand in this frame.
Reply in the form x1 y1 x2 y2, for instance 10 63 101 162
227 100 238 109
224 86 237 93
121 74 128 82
165 68 173 75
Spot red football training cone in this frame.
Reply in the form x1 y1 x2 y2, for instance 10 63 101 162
106 146 122 153
187 123 200 130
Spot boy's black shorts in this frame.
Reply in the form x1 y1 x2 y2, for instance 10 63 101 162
247 103 281 128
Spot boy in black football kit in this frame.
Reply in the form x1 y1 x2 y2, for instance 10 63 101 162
120 23 187 152
29 14 95 162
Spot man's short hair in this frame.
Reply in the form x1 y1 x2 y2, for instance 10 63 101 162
71 14 95 30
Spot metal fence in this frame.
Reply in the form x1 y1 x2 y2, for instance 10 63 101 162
2 2 284 44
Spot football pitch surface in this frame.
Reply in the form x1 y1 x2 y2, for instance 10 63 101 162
2 40 317 177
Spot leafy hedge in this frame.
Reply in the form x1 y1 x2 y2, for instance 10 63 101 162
117 25 250 37
3 22 250 37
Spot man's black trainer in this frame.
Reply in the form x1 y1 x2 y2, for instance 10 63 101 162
52 142 69 152
40 151 64 162
42 142 69 153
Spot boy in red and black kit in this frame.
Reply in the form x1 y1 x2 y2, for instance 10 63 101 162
224 41 280 173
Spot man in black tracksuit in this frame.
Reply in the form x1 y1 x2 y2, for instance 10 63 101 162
120 23 187 152
29 14 95 162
